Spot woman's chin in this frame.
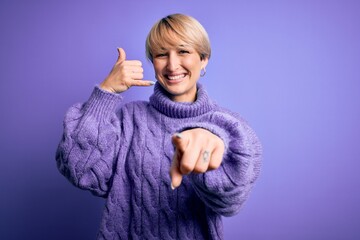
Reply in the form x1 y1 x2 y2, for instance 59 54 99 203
165 86 185 96
162 78 187 93
165 84 198 102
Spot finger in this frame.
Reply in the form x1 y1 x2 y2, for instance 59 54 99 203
123 60 142 66
179 144 202 175
193 149 211 173
130 80 156 86
116 48 126 64
170 150 183 189
207 146 224 170
130 72 144 80
124 65 144 73
172 132 201 175
171 133 188 154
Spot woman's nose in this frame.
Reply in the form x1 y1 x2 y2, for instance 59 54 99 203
166 53 180 71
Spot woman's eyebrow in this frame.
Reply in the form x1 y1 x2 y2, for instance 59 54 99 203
178 44 190 48
157 44 190 51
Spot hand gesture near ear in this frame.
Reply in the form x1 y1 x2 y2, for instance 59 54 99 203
170 128 225 189
100 48 155 93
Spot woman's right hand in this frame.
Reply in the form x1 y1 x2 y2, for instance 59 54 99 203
100 48 155 93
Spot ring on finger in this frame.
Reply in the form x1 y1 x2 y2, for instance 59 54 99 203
203 150 210 163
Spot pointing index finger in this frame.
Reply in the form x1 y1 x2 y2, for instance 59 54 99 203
170 150 183 189
172 132 188 154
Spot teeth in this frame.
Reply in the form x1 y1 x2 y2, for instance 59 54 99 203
168 74 185 80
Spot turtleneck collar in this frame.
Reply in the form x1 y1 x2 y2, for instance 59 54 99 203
149 82 215 118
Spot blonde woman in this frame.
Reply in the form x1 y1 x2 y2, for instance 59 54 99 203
56 13 262 240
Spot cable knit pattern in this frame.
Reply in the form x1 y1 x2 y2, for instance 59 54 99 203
56 82 262 240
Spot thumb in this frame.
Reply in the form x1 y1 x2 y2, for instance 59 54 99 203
170 150 183 189
116 47 126 64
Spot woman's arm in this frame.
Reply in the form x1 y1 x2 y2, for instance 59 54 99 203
56 47 152 197
171 113 262 216
56 86 123 197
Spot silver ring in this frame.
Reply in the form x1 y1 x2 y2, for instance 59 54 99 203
203 150 210 163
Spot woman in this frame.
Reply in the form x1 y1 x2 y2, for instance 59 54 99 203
56 13 262 240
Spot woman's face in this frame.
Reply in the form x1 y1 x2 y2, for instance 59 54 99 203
152 41 208 102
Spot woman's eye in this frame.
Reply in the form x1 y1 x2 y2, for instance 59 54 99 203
155 53 167 58
179 50 190 54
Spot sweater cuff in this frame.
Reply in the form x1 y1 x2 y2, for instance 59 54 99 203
84 86 123 120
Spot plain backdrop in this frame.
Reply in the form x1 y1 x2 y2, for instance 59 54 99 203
1 0 360 239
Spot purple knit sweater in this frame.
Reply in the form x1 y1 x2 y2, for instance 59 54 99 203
56 82 262 240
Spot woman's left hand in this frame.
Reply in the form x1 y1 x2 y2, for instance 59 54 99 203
170 128 225 189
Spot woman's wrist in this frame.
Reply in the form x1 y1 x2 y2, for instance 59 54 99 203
100 81 117 93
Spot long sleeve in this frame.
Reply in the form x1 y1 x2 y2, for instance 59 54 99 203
179 111 262 216
56 86 123 197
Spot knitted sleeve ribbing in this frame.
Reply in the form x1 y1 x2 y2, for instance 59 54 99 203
56 86 123 197
177 112 262 216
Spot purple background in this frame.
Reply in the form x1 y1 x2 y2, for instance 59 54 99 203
1 0 360 239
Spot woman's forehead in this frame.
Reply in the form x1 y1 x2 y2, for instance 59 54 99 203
155 32 192 49
161 30 185 43
158 43 192 50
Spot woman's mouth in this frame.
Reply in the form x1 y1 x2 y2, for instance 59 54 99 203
166 73 187 83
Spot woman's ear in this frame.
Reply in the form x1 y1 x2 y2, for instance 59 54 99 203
201 57 209 69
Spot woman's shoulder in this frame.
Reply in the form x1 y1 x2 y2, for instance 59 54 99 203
211 103 248 124
117 100 151 116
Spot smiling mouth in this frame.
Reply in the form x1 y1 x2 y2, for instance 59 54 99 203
166 73 186 81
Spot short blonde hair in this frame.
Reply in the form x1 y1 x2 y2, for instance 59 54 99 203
145 14 211 61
